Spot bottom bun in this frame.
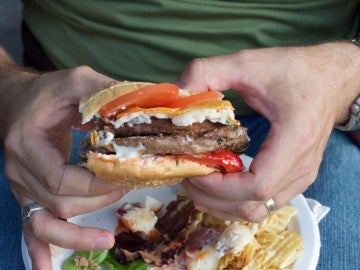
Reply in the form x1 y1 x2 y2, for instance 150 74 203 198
86 152 217 188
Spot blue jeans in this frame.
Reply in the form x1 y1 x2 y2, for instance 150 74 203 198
0 115 359 269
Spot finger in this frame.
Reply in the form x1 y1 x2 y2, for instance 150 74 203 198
186 171 258 202
15 186 117 251
50 188 127 219
182 179 259 221
11 179 127 219
23 225 52 270
47 66 114 103
23 131 126 197
7 146 127 198
183 174 308 223
58 165 128 196
14 69 114 193
248 123 322 197
186 125 313 203
176 55 236 92
27 209 114 251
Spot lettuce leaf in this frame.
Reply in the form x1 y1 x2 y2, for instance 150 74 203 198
63 249 147 270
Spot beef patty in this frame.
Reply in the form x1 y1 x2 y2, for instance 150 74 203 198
90 118 248 155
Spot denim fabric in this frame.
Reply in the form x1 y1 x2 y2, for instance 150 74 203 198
0 148 24 269
0 115 359 269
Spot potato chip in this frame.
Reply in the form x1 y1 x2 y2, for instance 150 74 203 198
242 230 302 269
265 231 303 268
258 205 297 234
219 252 237 270
216 204 303 269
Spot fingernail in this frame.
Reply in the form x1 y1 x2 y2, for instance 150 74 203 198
93 237 112 250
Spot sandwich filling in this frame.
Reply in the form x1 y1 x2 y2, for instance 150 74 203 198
80 82 249 174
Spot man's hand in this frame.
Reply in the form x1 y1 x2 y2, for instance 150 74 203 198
177 42 360 222
1 60 128 269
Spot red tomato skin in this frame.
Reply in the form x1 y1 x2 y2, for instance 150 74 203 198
99 83 179 118
178 150 244 173
165 91 223 108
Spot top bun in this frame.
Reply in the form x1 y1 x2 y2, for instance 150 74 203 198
79 81 154 123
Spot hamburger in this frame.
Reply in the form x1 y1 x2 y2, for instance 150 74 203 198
79 81 249 188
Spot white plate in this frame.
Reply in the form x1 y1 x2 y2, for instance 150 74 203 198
22 155 320 270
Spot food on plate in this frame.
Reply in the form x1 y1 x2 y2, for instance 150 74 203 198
63 191 303 270
79 81 249 188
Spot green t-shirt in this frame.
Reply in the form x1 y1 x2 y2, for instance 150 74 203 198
23 0 359 116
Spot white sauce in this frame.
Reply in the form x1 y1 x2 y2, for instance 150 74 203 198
172 108 234 126
110 108 234 128
112 143 145 158
97 131 114 146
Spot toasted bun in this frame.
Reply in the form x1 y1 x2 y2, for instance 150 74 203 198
79 80 236 124
79 81 154 123
86 152 217 188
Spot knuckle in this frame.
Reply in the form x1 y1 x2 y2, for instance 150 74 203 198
29 215 47 239
67 65 95 83
43 170 66 195
248 208 267 223
233 49 247 62
300 173 317 193
52 200 73 219
4 141 22 183
299 184 309 194
4 131 20 156
4 162 18 182
46 180 62 195
185 57 208 75
252 181 274 201
45 173 65 195
238 203 266 223
71 65 94 76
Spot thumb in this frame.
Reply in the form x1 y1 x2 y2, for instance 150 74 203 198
52 66 114 103
176 55 241 92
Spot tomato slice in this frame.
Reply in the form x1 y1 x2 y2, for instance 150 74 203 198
99 83 179 118
180 150 244 173
165 91 224 108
